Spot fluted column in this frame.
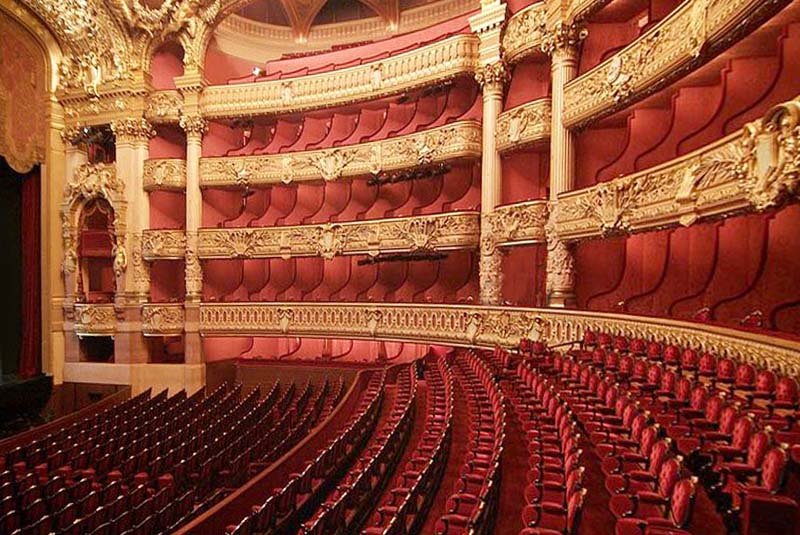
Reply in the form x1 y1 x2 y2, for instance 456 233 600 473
180 115 207 364
543 22 584 307
470 0 507 305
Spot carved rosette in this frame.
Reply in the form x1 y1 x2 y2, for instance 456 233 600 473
143 159 187 191
475 61 508 93
200 121 481 187
110 118 155 143
197 212 480 259
141 304 185 335
545 204 575 300
497 99 552 153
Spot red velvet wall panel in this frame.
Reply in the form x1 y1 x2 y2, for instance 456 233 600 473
501 150 549 204
502 244 545 307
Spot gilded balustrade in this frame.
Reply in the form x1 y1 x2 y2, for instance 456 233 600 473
143 159 187 191
200 120 481 188
563 0 789 129
198 302 800 377
501 2 547 64
196 211 480 259
497 98 551 153
141 230 187 260
200 34 479 119
556 95 800 239
141 304 185 336
73 304 117 336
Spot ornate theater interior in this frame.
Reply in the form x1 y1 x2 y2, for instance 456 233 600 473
0 0 799 533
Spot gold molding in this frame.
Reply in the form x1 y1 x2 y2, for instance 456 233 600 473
501 2 546 64
486 200 548 247
143 158 187 191
563 0 788 129
556 96 800 239
566 0 614 23
200 34 479 119
63 93 147 128
198 303 800 376
141 304 185 335
142 229 187 260
197 211 480 260
144 90 184 124
200 120 481 188
73 304 117 336
497 98 551 153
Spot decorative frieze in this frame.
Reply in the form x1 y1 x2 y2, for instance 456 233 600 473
73 304 117 336
141 230 187 260
563 0 788 128
501 2 547 64
497 99 551 153
198 303 800 376
145 90 183 123
555 96 800 239
141 304 185 335
200 120 481 188
200 34 479 119
143 159 187 191
197 211 480 260
484 200 548 247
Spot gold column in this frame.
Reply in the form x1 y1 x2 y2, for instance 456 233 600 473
543 22 584 307
180 115 207 365
470 0 507 305
111 118 155 364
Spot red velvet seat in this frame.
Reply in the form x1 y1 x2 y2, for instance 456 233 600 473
614 477 697 535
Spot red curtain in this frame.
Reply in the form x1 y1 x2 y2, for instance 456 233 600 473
19 169 40 378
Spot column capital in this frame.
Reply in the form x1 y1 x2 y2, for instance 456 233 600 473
475 61 509 93
540 21 587 57
60 125 86 147
111 118 156 144
180 114 208 139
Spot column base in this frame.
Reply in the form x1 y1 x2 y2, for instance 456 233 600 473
547 290 577 308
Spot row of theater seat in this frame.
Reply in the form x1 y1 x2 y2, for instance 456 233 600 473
505 331 800 534
217 81 479 157
1 379 340 535
224 370 385 534
363 356 454 534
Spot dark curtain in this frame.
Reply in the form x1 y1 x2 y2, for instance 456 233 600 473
19 168 40 377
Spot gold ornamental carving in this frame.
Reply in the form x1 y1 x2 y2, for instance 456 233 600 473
200 120 481 188
73 304 117 336
501 2 546 64
184 231 203 299
540 21 587 56
545 204 575 299
143 159 187 191
200 34 479 119
479 218 503 306
484 200 548 247
564 0 787 129
556 96 800 240
198 303 800 377
180 114 208 138
141 229 187 260
497 98 551 153
197 211 480 260
141 304 185 335
145 90 184 123
110 118 156 143
474 61 508 92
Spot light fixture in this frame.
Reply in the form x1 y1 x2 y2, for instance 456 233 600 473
252 67 264 77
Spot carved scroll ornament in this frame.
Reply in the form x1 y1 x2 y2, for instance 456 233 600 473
141 304 185 335
564 0 787 128
141 229 187 260
73 304 117 336
484 200 548 248
143 159 187 191
200 120 481 188
497 99 551 153
501 2 546 64
197 211 480 260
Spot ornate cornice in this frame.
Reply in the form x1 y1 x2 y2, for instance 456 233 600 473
197 211 480 260
501 2 546 64
199 34 479 119
63 93 146 127
200 120 481 188
73 304 117 336
141 304 185 335
198 303 800 376
497 98 551 153
484 200 548 248
145 90 183 124
556 96 800 239
141 229 187 260
143 158 187 191
563 0 788 129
